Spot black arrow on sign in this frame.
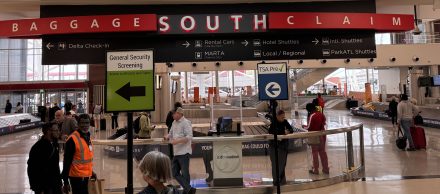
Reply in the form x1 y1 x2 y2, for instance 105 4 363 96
116 82 146 101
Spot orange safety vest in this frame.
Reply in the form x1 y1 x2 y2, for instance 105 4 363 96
68 130 93 177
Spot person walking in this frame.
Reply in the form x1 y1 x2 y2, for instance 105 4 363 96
316 93 325 112
388 96 398 127
164 107 196 194
397 94 418 151
49 103 61 123
64 100 73 115
112 112 119 129
27 122 62 194
138 151 179 194
5 99 12 113
268 110 294 185
15 102 23 113
62 114 96 194
304 103 329 175
93 103 103 130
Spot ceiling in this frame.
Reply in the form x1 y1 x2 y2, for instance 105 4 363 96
0 0 436 20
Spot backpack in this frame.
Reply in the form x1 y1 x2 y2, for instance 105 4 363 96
133 116 141 134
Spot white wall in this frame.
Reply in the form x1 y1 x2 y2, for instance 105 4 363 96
378 68 401 94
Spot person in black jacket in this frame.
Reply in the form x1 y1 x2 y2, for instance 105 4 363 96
27 122 62 194
389 96 398 127
165 102 182 159
5 99 12 113
268 110 294 185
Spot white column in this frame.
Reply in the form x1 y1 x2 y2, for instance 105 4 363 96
431 65 439 98
185 72 189 103
231 70 235 97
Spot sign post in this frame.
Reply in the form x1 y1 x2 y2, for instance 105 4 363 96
257 62 288 194
105 50 155 194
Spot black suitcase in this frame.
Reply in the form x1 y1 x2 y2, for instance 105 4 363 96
100 118 106 131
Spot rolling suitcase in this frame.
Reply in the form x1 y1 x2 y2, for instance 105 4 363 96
410 127 426 149
100 118 106 131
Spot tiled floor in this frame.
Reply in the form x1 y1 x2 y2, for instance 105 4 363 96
1 110 440 193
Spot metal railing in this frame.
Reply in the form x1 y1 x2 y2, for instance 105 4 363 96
92 123 365 193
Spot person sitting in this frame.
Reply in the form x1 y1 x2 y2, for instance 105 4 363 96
138 151 178 194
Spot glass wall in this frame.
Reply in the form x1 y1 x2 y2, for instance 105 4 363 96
0 39 88 82
181 70 257 102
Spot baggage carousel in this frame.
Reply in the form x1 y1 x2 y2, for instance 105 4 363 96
103 122 306 160
0 114 43 136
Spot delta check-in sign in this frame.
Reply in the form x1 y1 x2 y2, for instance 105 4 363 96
106 50 154 112
257 63 288 101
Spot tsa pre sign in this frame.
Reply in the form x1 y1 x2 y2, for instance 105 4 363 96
106 50 154 112
257 63 288 101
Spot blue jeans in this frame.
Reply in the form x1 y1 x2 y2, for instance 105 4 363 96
172 154 191 192
400 119 414 148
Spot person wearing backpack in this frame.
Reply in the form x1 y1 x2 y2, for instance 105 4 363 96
138 112 155 138
27 122 62 194
138 151 179 194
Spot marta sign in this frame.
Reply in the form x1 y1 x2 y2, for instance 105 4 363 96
105 50 155 112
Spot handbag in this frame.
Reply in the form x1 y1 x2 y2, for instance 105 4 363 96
307 136 321 145
88 178 105 194
395 127 407 150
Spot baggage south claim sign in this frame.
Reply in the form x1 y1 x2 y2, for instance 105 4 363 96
106 50 154 112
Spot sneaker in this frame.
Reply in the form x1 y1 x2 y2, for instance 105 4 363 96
322 170 330 174
308 169 319 175
406 148 416 151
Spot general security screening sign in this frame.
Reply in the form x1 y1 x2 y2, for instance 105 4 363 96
106 50 155 112
257 63 288 101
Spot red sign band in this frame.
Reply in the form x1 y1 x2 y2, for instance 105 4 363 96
0 12 413 37
269 12 414 31
0 14 157 37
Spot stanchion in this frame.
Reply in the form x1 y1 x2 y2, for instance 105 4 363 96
270 100 281 194
126 112 133 194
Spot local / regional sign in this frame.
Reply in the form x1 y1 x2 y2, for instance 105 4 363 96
105 50 155 112
257 63 288 101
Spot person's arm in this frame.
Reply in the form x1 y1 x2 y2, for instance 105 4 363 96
62 138 75 184
28 143 43 192
284 120 294 133
397 103 402 123
304 114 319 131
412 104 420 116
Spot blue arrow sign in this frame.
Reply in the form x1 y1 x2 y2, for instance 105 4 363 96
257 63 288 101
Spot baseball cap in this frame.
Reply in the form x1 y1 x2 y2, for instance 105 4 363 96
175 107 184 114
